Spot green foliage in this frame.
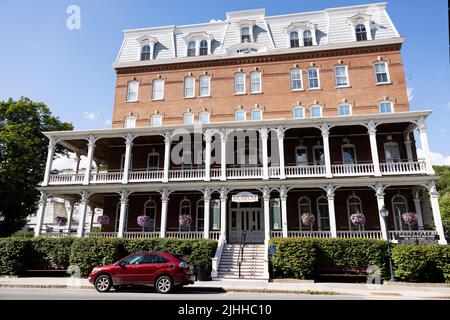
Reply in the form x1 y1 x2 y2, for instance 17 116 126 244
26 237 74 270
434 166 450 194
0 97 73 236
0 238 28 275
10 231 34 238
392 244 450 283
434 165 450 240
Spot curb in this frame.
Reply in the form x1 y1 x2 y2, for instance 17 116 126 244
0 284 93 289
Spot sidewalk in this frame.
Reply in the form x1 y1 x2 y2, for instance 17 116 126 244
0 277 449 299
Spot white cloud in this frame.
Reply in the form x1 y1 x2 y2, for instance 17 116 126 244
83 112 97 121
52 153 96 171
447 101 450 110
407 87 414 102
417 148 450 166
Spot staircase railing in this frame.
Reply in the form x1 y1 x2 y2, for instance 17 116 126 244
237 231 247 279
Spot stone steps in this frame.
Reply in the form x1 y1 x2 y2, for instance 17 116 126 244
216 244 266 280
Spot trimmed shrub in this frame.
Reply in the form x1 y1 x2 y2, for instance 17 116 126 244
26 237 74 270
392 244 450 283
0 238 28 275
269 238 316 279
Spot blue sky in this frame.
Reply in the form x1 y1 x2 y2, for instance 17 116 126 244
0 0 449 164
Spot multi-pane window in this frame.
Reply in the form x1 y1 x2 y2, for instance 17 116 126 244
251 108 262 120
184 76 195 97
392 195 409 231
307 68 320 89
384 142 401 163
334 65 349 87
355 24 367 41
150 115 162 127
199 75 210 97
298 197 311 231
293 106 305 119
317 197 330 231
179 199 191 231
199 40 208 56
313 146 325 165
140 44 151 61
342 145 357 164
250 71 261 93
295 147 308 165
126 80 139 101
152 79 164 100
187 41 196 56
143 200 156 231
196 200 204 231
379 101 393 113
290 31 299 48
310 105 322 118
183 113 194 125
124 115 136 128
374 62 389 84
338 104 351 116
290 68 302 90
303 30 313 46
347 194 363 230
235 110 246 121
199 112 209 124
234 73 246 94
147 154 159 170
241 27 251 42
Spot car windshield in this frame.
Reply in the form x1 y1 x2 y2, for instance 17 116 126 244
118 254 142 265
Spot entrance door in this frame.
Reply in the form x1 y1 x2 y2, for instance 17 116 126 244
229 208 264 243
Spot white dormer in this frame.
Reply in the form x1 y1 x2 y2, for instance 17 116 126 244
347 13 373 41
136 35 158 61
285 21 318 47
183 32 214 56
236 19 256 43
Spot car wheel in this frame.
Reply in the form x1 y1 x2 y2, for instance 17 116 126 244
95 275 112 293
155 275 173 294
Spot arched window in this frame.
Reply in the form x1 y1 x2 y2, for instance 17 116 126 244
347 193 362 230
150 114 162 127
374 61 390 84
290 31 299 48
199 40 208 56
392 194 409 231
307 68 320 89
196 199 204 231
234 109 246 122
234 72 246 94
317 196 330 231
379 101 393 113
126 80 139 102
250 71 262 93
298 196 311 231
140 44 151 61
143 200 157 231
124 115 136 128
179 198 192 231
355 24 367 41
187 41 196 56
199 112 210 124
152 79 164 100
290 68 302 91
293 106 305 119
303 30 313 46
184 76 195 97
338 103 352 116
310 105 322 118
199 75 210 97
251 107 262 120
241 27 251 42
334 65 349 87
183 112 194 125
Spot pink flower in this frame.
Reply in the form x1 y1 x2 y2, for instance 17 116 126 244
137 215 151 228
96 215 110 226
54 216 67 226
402 212 418 226
350 213 366 226
301 213 315 227
179 214 192 230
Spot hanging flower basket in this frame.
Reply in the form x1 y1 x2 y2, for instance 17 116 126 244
301 213 315 227
54 216 67 227
96 215 110 226
402 212 418 226
179 214 192 230
137 215 151 228
350 213 366 226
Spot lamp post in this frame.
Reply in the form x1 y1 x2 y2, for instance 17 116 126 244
379 206 395 282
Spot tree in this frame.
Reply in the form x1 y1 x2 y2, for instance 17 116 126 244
0 97 73 236
434 166 450 240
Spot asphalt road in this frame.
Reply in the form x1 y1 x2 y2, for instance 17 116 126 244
0 287 415 300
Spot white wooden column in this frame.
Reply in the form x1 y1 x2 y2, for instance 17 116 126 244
262 186 271 241
417 117 435 175
117 190 129 238
76 191 90 237
404 136 413 162
67 200 75 233
220 187 228 242
162 132 171 183
319 124 333 178
204 130 212 182
260 127 269 180
83 136 97 185
220 129 227 181
42 139 57 186
280 185 288 238
366 120 382 177
34 192 48 237
72 153 81 182
277 127 286 180
159 189 170 238
88 205 96 232
373 183 388 241
427 181 447 244
325 184 338 238
413 188 424 230
122 133 134 184
203 187 211 239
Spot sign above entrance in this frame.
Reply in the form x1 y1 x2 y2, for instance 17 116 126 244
232 192 258 203
225 42 267 56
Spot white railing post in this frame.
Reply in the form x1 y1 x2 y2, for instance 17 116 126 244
365 120 382 177
372 183 388 241
162 132 171 183
67 200 75 233
117 190 129 238
318 124 333 178
427 181 447 244
203 188 211 239
77 190 90 237
276 127 286 180
34 192 48 237
220 187 228 242
280 185 288 238
160 189 170 238
260 128 269 180
204 130 212 182
262 186 271 280
122 133 134 184
83 136 97 185
325 184 338 238
42 139 57 186
416 117 435 175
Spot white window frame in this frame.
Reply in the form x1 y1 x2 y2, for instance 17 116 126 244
199 111 210 124
310 105 322 118
290 68 303 91
392 194 409 231
317 196 330 231
179 198 192 231
199 40 208 56
379 100 394 113
355 24 368 41
338 103 352 116
334 65 350 87
184 76 196 98
290 31 299 48
150 115 162 127
234 72 246 94
295 146 308 165
250 71 262 93
234 109 246 122
147 152 159 170
374 61 390 85
384 142 401 163
307 67 321 89
241 26 251 43
341 144 357 164
124 115 136 128
250 107 262 121
199 75 211 97
151 79 164 101
347 194 363 230
196 199 205 231
313 145 325 165
126 80 139 102
140 44 151 61
143 200 157 232
303 30 313 46
292 106 305 119
183 112 194 125
298 196 311 231
187 41 196 57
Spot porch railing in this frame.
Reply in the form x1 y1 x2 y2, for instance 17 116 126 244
285 165 326 177
165 231 204 239
129 170 164 182
288 231 331 238
209 231 221 240
90 172 122 183
226 167 263 179
332 163 374 176
268 166 280 178
48 173 84 184
169 169 205 181
210 168 222 180
380 160 426 175
337 230 383 239
84 232 118 238
40 231 76 237
270 231 284 238
123 231 160 239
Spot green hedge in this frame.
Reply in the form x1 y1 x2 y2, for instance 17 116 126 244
269 238 315 278
0 237 217 277
392 244 450 283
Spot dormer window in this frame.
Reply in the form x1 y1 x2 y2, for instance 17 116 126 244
241 27 251 43
303 30 313 46
199 40 208 56
290 31 299 48
355 24 367 41
140 44 151 61
187 41 196 57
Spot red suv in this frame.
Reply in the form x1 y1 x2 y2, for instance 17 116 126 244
88 252 195 294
